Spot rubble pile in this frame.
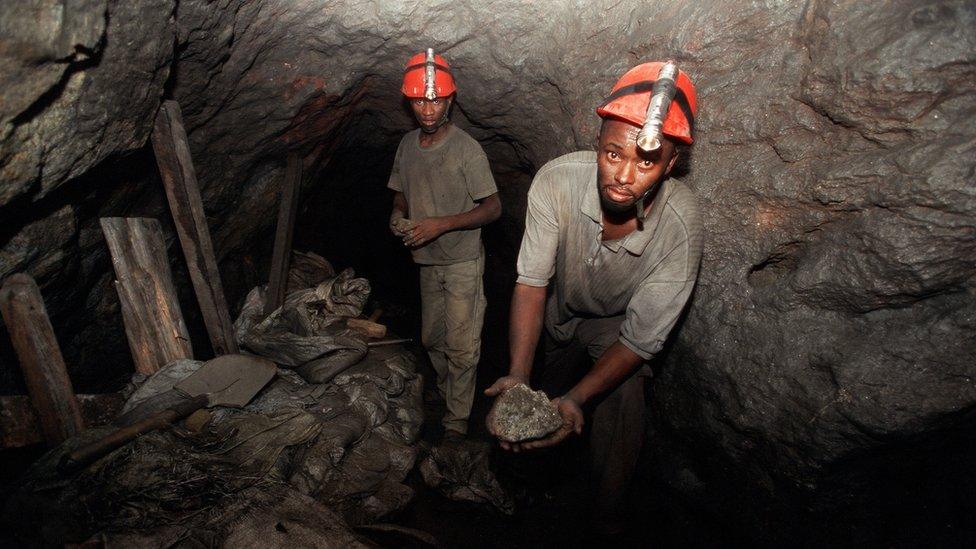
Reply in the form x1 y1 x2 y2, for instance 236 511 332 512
2 255 424 546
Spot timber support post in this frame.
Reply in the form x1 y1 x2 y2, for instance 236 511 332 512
265 152 303 316
0 274 84 445
100 217 193 374
151 100 239 355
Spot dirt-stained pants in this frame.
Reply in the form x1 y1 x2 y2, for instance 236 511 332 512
419 250 486 434
539 315 650 526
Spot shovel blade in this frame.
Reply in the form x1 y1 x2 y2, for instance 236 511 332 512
175 354 276 408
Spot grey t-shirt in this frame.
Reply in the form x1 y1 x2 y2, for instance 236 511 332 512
516 151 703 360
388 125 498 265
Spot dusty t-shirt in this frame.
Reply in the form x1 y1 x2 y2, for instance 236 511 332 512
387 125 498 265
515 151 703 361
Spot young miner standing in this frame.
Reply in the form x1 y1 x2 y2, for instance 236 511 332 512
388 49 501 440
485 61 703 533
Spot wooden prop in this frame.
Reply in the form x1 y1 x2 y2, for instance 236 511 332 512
151 100 238 355
0 274 84 445
265 153 303 316
100 217 192 374
347 309 387 339
0 393 124 448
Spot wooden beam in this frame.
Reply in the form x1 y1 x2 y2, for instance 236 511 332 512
264 152 303 316
100 217 193 374
151 100 238 355
0 274 84 445
0 393 125 449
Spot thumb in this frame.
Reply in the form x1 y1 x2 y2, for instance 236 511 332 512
484 380 503 396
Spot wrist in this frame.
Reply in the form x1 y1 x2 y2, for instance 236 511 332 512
507 368 530 383
438 216 454 233
562 389 585 407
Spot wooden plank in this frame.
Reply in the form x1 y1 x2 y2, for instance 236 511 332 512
100 217 193 374
0 274 84 445
0 393 125 448
264 153 304 316
151 100 239 355
346 318 387 339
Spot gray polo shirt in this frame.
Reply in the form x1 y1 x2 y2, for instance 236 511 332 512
388 125 498 265
516 151 703 360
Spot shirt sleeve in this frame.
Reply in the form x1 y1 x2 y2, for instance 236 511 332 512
619 209 704 360
464 144 498 201
387 141 404 192
515 173 560 287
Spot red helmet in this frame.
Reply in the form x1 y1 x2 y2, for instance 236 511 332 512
596 61 697 145
401 49 456 99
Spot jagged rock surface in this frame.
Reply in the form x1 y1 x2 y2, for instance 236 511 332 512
1 0 974 543
486 383 561 443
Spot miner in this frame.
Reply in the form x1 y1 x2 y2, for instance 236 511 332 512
388 49 501 440
485 61 702 532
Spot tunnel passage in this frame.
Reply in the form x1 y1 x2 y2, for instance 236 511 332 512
2 0 976 546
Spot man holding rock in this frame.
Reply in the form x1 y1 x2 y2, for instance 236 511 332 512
389 49 501 440
485 61 702 531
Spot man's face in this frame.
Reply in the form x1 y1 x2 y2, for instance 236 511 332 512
596 119 678 215
410 96 451 132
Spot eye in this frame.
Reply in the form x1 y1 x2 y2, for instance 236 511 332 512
432 99 441 105
640 159 654 168
607 151 619 160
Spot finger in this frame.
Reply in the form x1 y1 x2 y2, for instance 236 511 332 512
499 440 512 451
524 425 572 450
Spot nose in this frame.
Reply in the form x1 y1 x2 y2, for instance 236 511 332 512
615 160 636 186
422 101 435 116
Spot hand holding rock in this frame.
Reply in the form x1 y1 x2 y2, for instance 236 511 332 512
486 383 562 443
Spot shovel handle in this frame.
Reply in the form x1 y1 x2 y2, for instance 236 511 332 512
59 394 208 475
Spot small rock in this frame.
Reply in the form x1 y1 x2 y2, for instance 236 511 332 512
487 384 562 442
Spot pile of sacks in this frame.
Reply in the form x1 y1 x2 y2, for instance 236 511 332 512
2 253 425 546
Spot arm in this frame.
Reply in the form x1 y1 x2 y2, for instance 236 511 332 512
484 282 547 395
565 342 643 407
390 192 409 234
403 193 501 247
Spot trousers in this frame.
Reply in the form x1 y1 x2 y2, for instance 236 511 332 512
418 250 486 434
538 315 650 524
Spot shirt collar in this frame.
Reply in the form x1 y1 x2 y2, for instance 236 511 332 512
580 179 675 256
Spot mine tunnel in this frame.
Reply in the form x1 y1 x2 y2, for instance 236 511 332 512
1 1 975 547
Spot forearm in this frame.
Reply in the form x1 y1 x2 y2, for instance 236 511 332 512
508 283 547 379
391 192 408 219
441 193 501 231
564 342 644 406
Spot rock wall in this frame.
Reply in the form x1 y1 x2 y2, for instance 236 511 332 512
1 0 973 542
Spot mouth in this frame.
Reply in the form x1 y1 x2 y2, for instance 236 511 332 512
603 185 634 203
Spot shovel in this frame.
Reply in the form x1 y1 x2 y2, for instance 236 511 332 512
58 354 276 475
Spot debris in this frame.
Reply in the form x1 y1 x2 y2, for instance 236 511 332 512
234 268 370 383
419 438 514 515
486 383 561 443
